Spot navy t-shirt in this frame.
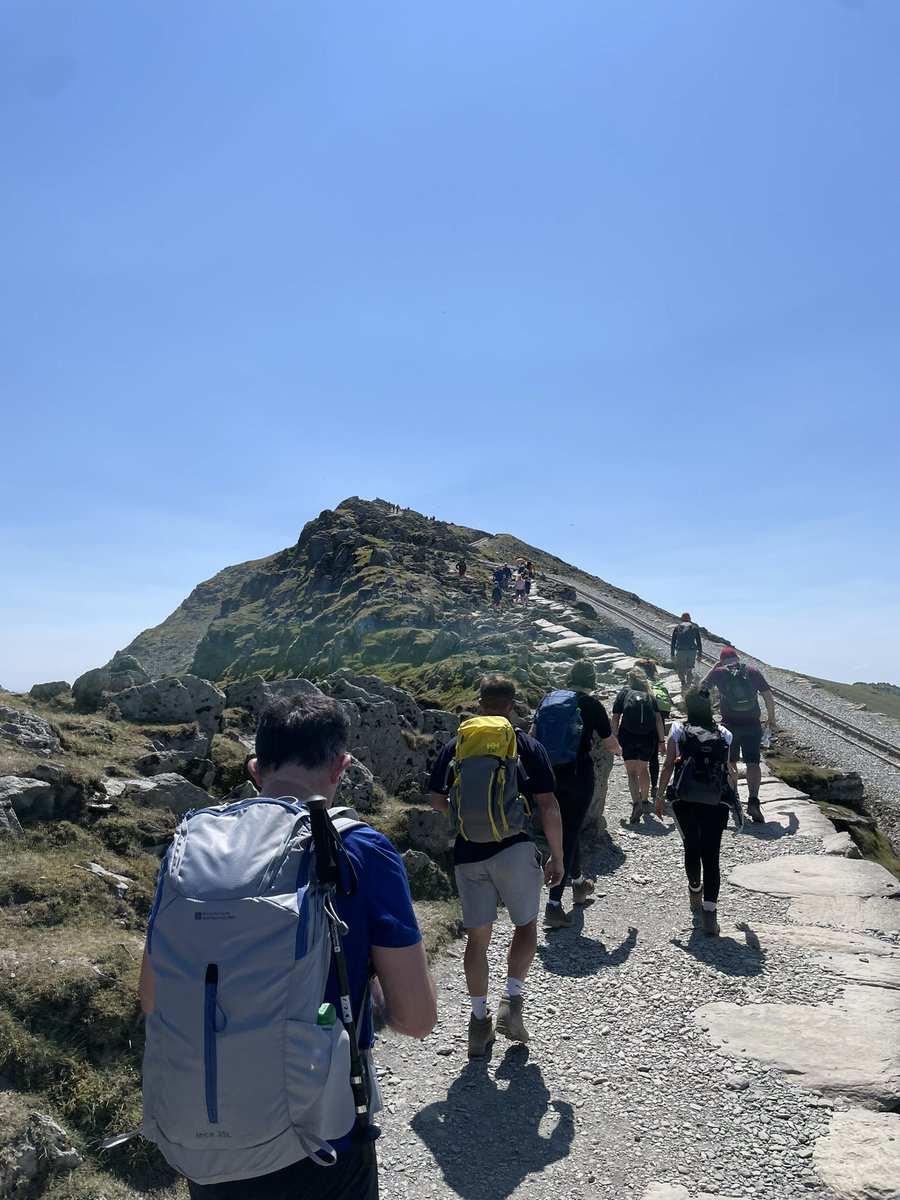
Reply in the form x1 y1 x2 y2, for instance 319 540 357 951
428 729 556 864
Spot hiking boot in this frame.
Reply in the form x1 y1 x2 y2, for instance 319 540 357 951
572 878 595 906
688 885 703 914
496 995 530 1043
701 909 720 937
642 798 653 815
543 902 572 929
629 804 643 824
747 798 765 824
467 1012 495 1058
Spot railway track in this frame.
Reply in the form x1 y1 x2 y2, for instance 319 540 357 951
548 574 900 773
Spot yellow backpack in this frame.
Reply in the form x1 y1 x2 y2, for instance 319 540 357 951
448 716 529 841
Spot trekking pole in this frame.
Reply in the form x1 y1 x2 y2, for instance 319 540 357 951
306 796 380 1162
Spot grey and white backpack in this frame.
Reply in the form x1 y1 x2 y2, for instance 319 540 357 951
141 797 362 1185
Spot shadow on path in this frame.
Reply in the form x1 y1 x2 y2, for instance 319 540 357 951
538 924 638 978
409 1049 574 1199
671 921 766 977
744 812 800 841
616 815 673 838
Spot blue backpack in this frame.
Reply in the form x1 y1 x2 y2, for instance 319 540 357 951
534 690 584 765
141 798 364 1184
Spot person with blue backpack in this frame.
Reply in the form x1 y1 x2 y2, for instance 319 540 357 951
139 693 437 1200
532 660 620 930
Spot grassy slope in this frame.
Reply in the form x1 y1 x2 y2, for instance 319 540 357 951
803 677 900 723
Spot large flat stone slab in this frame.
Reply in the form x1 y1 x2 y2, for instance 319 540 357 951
737 778 810 803
744 798 836 841
810 952 900 989
696 985 900 1109
753 923 896 957
730 854 900 899
789 895 900 934
813 1109 900 1200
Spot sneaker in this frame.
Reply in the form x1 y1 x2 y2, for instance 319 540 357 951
701 909 720 937
747 798 765 824
629 804 643 824
688 885 703 914
496 995 529 1043
572 878 595 906
543 902 572 929
467 1011 495 1058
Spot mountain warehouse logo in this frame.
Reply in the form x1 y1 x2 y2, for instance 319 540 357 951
194 912 235 921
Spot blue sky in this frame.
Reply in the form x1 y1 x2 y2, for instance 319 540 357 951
2 0 898 692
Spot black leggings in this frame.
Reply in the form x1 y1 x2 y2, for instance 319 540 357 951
671 800 729 904
548 761 594 903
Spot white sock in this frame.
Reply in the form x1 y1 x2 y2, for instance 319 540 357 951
702 901 717 912
470 996 488 1020
688 883 702 892
505 977 524 999
547 899 561 908
571 875 585 885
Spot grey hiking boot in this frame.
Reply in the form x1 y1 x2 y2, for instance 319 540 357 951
467 1011 495 1058
572 878 595 906
688 885 703 914
496 995 529 1043
543 902 572 929
701 908 720 937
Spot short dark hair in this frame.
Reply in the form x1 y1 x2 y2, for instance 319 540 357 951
684 686 715 728
255 693 349 773
480 674 516 709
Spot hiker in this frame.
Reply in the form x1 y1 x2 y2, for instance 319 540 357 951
491 581 503 609
531 660 621 929
671 612 703 690
428 675 564 1056
500 563 513 589
525 560 535 578
456 558 467 578
612 669 667 823
635 658 673 801
700 647 777 824
654 687 739 936
514 571 528 605
140 693 437 1200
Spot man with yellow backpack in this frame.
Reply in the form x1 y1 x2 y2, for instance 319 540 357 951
428 675 563 1057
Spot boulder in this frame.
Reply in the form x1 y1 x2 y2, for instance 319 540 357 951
319 673 428 792
813 1109 900 1200
28 681 70 702
0 777 55 820
336 757 381 814
224 676 319 721
407 807 451 857
104 772 211 819
115 675 226 737
0 706 59 756
696 984 900 1109
72 650 150 709
0 800 23 835
0 1106 82 1197
730 854 900 899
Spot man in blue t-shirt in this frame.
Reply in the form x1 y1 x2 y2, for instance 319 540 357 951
428 675 563 1057
140 693 437 1200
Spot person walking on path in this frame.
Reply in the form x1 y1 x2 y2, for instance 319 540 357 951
531 661 621 929
514 571 528 605
141 693 437 1200
655 687 738 936
634 658 673 802
700 647 777 825
491 581 503 610
428 675 564 1057
671 612 703 691
612 670 667 824
456 558 467 578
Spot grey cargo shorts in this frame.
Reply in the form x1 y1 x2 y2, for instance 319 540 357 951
455 839 543 929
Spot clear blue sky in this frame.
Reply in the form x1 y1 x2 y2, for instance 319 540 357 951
2 0 898 692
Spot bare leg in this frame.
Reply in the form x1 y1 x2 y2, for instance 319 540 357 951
507 919 537 984
746 762 762 796
463 924 493 997
625 762 643 806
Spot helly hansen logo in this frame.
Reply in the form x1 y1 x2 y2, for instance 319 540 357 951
194 912 235 921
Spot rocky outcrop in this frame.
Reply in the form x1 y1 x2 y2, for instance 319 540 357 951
27 681 70 702
115 675 226 737
224 676 320 721
0 707 59 756
104 772 211 819
0 800 23 835
0 1105 82 1198
72 651 150 710
0 777 55 821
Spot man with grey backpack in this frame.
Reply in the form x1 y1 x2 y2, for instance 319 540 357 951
139 693 436 1199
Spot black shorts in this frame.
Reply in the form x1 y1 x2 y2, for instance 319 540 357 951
729 726 762 765
619 733 658 762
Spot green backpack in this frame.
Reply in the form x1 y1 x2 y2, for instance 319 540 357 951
650 682 672 718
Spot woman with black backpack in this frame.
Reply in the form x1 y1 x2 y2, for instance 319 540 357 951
612 669 667 824
654 687 738 936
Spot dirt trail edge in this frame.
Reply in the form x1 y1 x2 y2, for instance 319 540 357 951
377 748 900 1200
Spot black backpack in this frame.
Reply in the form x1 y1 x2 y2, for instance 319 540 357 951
721 664 758 713
674 725 729 805
621 689 656 736
674 622 696 649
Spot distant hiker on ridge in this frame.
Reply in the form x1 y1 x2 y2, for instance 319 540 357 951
700 648 777 825
671 613 703 691
532 660 621 929
428 675 564 1056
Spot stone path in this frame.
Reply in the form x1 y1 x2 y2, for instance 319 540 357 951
377 589 900 1200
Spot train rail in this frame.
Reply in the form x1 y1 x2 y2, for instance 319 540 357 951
548 574 900 773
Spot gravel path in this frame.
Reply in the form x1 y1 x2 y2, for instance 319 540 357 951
375 764 874 1200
